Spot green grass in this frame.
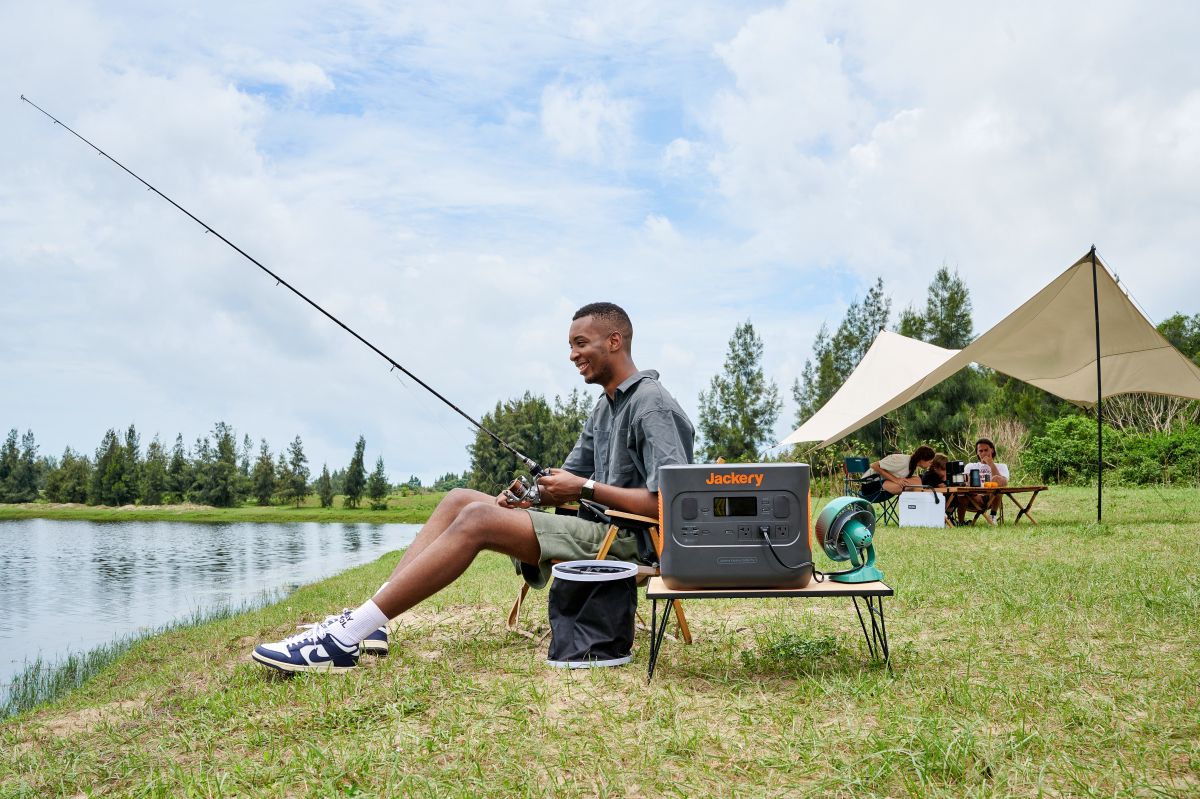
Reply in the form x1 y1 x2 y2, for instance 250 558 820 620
2 485 1198 797
0 492 446 524
1 595 281 720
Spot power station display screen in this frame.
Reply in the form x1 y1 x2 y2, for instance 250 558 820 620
712 496 758 517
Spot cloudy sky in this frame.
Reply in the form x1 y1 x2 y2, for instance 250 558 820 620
3 1 1198 484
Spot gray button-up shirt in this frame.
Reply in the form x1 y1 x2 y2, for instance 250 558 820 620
561 370 694 493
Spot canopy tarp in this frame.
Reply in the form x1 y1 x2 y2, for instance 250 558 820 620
782 251 1200 449
781 331 959 447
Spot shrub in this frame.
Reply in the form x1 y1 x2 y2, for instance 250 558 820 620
1026 416 1200 486
1024 416 1101 484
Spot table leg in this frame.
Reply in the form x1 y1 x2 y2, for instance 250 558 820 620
852 595 890 665
646 597 675 683
1006 490 1041 525
945 494 961 526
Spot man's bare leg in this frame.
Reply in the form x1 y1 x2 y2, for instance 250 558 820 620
373 500 540 618
385 488 497 582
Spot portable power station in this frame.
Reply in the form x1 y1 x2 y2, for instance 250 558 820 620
658 463 812 590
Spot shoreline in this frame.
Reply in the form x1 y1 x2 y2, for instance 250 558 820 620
0 495 444 525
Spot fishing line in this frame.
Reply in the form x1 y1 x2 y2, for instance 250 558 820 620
21 94 544 479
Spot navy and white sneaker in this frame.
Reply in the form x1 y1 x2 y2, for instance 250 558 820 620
288 613 386 653
252 610 360 673
361 626 389 656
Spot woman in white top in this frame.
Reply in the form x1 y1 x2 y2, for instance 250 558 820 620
859 445 936 501
959 437 1010 524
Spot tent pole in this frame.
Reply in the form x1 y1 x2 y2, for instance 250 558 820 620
1091 245 1102 523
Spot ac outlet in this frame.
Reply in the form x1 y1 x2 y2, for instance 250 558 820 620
773 524 789 540
737 524 754 540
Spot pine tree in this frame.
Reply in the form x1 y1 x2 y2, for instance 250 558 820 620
895 266 991 448
284 435 309 507
0 429 40 503
329 467 346 495
45 447 91 503
90 429 135 506
792 278 894 453
165 434 192 503
123 424 142 501
0 429 19 502
251 439 276 506
697 320 781 462
140 435 169 505
11 430 40 502
190 435 215 505
274 451 292 504
343 436 367 508
239 433 254 503
466 392 580 493
367 456 389 509
316 464 334 508
206 422 241 508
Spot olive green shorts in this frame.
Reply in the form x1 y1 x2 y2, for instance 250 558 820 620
513 509 646 589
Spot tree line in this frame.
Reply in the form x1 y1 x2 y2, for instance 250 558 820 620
0 423 468 508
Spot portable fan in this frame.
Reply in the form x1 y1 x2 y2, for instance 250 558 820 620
814 496 884 584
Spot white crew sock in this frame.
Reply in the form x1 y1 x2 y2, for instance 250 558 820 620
330 599 389 646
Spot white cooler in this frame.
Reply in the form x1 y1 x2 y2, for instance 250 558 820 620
899 491 946 527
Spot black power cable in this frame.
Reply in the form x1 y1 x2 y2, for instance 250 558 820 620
758 527 825 582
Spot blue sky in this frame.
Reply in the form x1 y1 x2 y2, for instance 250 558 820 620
3 1 1199 484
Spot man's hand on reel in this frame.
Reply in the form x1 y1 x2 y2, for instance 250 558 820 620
532 468 588 506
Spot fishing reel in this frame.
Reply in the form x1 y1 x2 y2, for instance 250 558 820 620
503 473 544 506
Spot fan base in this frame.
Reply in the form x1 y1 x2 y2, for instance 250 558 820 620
830 564 884 584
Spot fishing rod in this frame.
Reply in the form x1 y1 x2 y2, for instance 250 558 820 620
20 94 554 504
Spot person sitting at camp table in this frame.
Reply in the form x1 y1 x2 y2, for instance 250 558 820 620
922 453 949 488
858 445 936 501
958 437 1010 526
251 302 695 673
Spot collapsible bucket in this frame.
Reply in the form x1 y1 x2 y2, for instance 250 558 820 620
546 560 639 669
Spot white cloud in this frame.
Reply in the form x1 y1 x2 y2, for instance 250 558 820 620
702 0 1200 330
661 137 702 175
220 48 335 98
540 80 634 164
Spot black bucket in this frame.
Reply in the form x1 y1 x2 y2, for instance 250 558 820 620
546 560 639 669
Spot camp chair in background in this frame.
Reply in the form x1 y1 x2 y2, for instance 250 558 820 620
506 508 692 645
842 456 871 495
843 455 898 525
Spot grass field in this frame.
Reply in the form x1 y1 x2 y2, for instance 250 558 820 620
2 485 1198 797
0 492 446 524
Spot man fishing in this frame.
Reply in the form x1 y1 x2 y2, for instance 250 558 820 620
252 302 695 672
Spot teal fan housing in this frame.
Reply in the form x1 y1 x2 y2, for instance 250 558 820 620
814 496 884 584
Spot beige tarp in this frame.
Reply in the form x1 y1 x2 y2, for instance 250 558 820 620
780 331 959 446
781 251 1200 448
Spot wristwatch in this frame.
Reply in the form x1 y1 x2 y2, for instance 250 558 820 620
580 479 596 501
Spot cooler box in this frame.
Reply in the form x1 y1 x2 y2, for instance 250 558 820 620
899 491 945 527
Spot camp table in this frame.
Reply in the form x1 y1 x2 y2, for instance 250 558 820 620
903 485 1049 526
643 577 893 682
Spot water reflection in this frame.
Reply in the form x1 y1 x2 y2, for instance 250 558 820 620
0 518 418 702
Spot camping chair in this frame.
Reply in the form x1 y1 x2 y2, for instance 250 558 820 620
506 507 692 645
843 456 898 525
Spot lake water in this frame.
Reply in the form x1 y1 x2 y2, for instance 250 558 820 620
0 518 419 702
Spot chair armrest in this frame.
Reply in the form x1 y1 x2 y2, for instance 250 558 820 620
604 509 659 529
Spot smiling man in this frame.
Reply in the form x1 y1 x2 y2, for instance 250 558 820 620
251 302 694 673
